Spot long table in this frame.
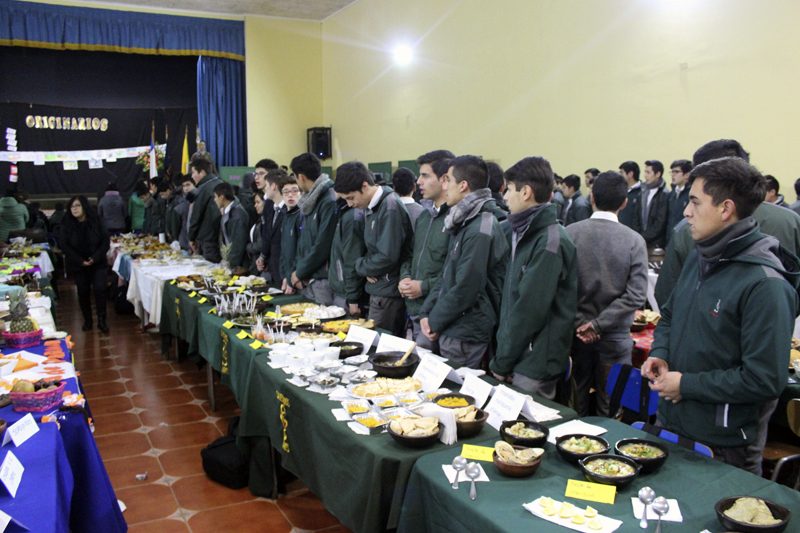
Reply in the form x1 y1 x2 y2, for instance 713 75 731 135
397 416 800 532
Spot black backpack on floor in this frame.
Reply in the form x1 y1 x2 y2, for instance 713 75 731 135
200 416 249 489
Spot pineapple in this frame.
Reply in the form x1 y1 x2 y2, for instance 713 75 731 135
8 291 37 333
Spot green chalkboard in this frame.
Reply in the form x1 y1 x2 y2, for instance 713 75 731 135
368 161 393 184
397 160 419 176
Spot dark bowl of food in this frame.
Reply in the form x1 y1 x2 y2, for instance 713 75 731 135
455 407 488 439
614 438 669 474
493 442 544 478
387 420 442 449
579 454 641 488
331 341 364 359
555 434 611 465
293 323 322 333
715 496 791 533
499 419 549 448
433 392 475 409
369 351 420 378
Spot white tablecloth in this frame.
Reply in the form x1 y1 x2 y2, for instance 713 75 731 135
35 250 54 278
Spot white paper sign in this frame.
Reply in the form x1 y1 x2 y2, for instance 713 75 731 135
345 325 378 355
0 451 24 497
483 385 526 430
105 156 117 163
2 414 39 447
375 333 415 354
520 396 563 423
88 158 103 169
459 374 494 409
412 354 453 392
63 160 78 171
0 509 10 531
32 153 45 166
5 128 16 135
546 419 607 444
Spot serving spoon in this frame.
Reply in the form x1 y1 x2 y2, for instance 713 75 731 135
394 342 417 366
451 456 467 489
652 496 669 533
638 486 655 529
466 462 481 501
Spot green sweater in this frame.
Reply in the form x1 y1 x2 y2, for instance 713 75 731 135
279 206 302 284
188 174 222 244
490 205 577 380
127 194 145 231
0 197 29 242
329 204 367 303
295 179 337 281
420 203 508 343
355 187 413 298
400 203 451 316
651 227 799 447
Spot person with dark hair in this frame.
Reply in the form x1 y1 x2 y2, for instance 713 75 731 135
334 161 412 336
257 168 290 284
141 179 168 236
666 159 692 241
60 196 111 333
97 182 127 235
566 171 648 415
328 196 367 316
552 173 565 221
188 158 223 262
0 190 29 242
48 201 66 237
213 182 250 274
486 161 509 215
191 139 215 169
584 167 600 189
238 172 257 226
618 161 641 229
289 152 338 304
655 139 800 308
279 177 303 292
399 150 454 350
170 175 195 250
764 175 785 206
634 159 670 249
490 156 575 396
392 167 424 227
560 174 591 225
246 190 266 273
642 156 800 475
790 178 800 216
419 155 508 368
127 181 146 232
253 159 279 194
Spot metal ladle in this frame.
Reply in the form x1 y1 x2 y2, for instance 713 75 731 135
652 496 669 533
451 456 467 489
465 462 481 501
638 486 655 529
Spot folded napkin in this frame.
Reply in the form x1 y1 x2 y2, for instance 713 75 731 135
415 403 457 445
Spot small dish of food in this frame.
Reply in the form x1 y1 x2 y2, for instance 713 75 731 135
493 441 544 477
715 496 791 533
555 434 610 464
499 419 549 447
433 393 475 409
614 438 669 473
578 454 641 488
387 416 441 448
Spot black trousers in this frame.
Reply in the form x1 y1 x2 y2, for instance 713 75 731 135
73 264 108 323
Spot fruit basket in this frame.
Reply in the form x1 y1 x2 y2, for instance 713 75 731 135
3 289 43 348
3 329 43 349
10 381 66 412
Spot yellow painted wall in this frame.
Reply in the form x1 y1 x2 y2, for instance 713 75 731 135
322 0 800 194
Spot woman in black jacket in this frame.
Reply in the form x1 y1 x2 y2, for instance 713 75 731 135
60 196 111 333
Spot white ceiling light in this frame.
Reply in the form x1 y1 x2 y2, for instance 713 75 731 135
392 44 414 66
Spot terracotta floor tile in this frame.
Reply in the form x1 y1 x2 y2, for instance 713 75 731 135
277 491 340 531
188 500 291 533
131 388 194 409
128 519 189 533
148 421 221 450
82 380 127 398
75 356 118 370
120 362 174 379
79 367 121 384
124 374 182 393
177 371 207 386
104 454 163 489
115 483 178 524
158 445 206 477
95 431 151 460
172 474 256 511
139 403 207 427
89 395 134 415
93 412 142 436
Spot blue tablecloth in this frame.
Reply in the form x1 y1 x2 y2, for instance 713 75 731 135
0 423 73 533
0 340 127 533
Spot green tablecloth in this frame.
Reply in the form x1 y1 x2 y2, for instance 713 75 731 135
397 416 800 533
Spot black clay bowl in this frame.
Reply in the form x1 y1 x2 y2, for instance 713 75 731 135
715 497 791 533
614 438 669 474
555 434 611 465
499 419 549 448
330 341 364 359
369 351 420 378
456 408 488 439
493 446 544 478
433 392 475 409
579 454 642 489
387 422 442 449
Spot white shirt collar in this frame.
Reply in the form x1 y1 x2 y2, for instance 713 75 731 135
400 197 415 205
367 187 384 210
275 200 285 210
591 211 618 223
221 201 234 216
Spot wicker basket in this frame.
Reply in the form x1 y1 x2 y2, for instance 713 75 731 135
3 329 43 349
10 381 66 412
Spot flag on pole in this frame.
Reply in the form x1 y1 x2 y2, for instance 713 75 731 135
149 121 158 179
181 126 190 175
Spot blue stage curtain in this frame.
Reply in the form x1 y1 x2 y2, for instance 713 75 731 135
197 56 246 167
0 0 244 60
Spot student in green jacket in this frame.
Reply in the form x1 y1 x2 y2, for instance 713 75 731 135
334 162 413 336
188 158 223 263
399 149 454 350
289 153 338 305
642 157 800 475
489 157 577 398
329 197 367 316
213 182 250 274
127 185 146 232
279 176 302 292
420 155 509 368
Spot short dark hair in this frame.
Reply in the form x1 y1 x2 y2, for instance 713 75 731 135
693 139 750 166
134 181 150 197
504 156 554 204
563 174 581 191
619 161 640 180
764 175 779 193
213 182 236 201
486 162 504 194
66 195 95 222
105 181 118 192
688 157 765 218
450 155 489 192
180 174 194 185
290 153 321 181
266 168 289 186
670 159 693 174
416 149 455 178
157 180 171 193
190 158 213 176
794 178 800 198
333 161 374 194
645 160 664 176
277 173 298 192
584 168 600 178
255 158 279 171
592 171 628 211
254 189 265 201
392 167 416 196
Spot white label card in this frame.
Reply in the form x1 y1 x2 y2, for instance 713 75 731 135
459 374 494 409
0 510 9 531
483 385 526 430
375 333 415 354
345 325 378 355
2 414 39 447
0 451 24 497
411 354 453 393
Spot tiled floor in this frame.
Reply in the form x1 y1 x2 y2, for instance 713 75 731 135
55 281 349 532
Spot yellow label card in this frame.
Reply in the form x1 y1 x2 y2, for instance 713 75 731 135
249 340 263 350
188 291 197 298
564 479 616 505
236 330 249 340
237 286 246 293
261 295 273 302
209 308 217 314
170 279 176 285
227 279 236 286
337 332 347 340
222 320 234 329
266 311 277 318
198 297 208 304
460 444 495 462
232 275 239 281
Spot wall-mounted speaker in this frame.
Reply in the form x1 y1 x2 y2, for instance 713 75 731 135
307 127 332 160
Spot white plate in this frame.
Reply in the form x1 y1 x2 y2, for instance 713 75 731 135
344 354 369 365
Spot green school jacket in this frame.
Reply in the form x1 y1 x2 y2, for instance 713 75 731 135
400 203 450 316
295 180 337 281
329 204 367 303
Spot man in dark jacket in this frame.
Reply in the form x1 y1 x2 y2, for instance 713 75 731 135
642 157 800 475
400 149 453 350
257 168 289 285
279 181 302 292
634 160 670 249
618 161 641 230
666 159 692 242
420 155 508 368
188 158 222 262
213 182 250 274
561 174 591 226
489 156 576 397
329 197 367 316
334 162 412 336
